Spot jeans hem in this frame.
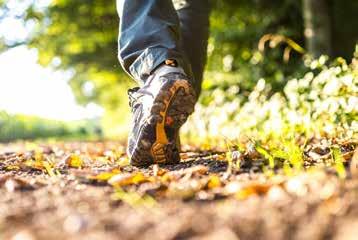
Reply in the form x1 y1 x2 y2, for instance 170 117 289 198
129 47 193 85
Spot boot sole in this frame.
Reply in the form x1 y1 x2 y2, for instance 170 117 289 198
130 79 196 167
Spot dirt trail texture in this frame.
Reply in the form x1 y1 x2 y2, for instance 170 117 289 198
0 139 357 240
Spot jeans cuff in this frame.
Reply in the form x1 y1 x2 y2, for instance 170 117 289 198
129 47 193 85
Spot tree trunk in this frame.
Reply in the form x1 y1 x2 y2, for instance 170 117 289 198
303 0 332 58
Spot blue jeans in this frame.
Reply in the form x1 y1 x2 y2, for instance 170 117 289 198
116 0 210 95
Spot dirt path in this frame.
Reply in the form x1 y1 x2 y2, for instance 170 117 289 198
0 140 357 240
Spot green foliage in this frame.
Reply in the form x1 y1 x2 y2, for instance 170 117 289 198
253 138 304 174
0 0 357 138
26 0 130 106
24 0 134 136
331 147 346 178
255 143 275 168
208 0 305 92
0 111 101 142
0 0 315 128
182 51 358 143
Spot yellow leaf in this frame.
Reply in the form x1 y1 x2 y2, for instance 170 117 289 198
108 172 150 187
111 188 157 208
5 165 20 171
88 169 121 182
117 157 130 167
207 175 221 189
34 151 45 162
236 187 257 200
65 155 84 168
43 161 56 177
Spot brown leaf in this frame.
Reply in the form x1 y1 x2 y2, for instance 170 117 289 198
166 179 206 200
236 182 271 200
224 180 272 199
152 164 168 177
161 165 209 183
342 151 354 162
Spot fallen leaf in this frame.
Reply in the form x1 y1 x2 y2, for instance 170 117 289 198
166 179 205 200
65 154 84 168
152 164 167 176
43 161 56 177
5 165 20 171
236 182 271 200
342 151 354 162
24 159 45 171
117 156 130 167
111 188 157 208
88 169 121 182
207 175 221 189
108 172 151 187
160 165 209 183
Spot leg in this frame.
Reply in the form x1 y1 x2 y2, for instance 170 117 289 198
116 0 193 85
174 0 210 95
117 0 200 167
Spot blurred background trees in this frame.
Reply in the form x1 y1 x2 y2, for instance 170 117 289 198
0 111 102 142
303 0 332 57
0 0 357 139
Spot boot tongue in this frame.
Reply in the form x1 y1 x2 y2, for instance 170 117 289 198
153 64 185 76
141 64 185 95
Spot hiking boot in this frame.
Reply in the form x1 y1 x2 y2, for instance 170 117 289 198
127 62 197 167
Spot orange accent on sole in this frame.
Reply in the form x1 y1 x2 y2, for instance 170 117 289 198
151 80 191 164
165 116 174 126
